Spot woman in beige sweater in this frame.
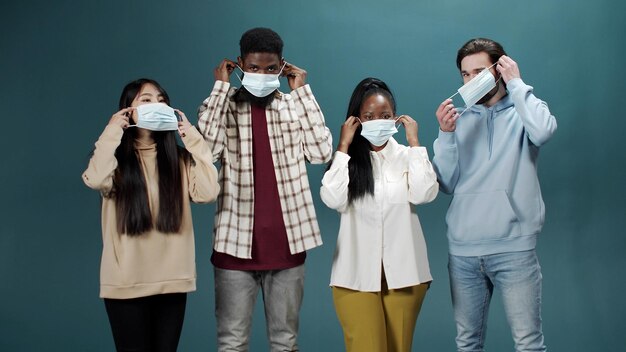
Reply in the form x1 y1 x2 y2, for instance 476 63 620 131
82 78 219 351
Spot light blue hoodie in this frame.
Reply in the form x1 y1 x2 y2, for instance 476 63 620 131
433 78 557 256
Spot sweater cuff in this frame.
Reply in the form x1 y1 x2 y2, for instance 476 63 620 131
101 124 124 140
437 130 456 145
506 77 527 92
181 125 202 146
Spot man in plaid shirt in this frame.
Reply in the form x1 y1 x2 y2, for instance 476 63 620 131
197 28 332 351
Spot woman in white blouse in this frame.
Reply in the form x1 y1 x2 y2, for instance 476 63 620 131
320 77 438 352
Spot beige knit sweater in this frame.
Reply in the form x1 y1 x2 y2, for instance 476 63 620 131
82 124 219 299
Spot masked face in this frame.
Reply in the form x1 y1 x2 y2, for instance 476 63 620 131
447 52 503 117
237 53 285 98
132 103 178 131
128 83 177 131
457 63 498 108
237 68 282 97
357 93 398 147
358 118 399 147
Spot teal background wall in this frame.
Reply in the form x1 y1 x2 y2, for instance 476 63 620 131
2 0 625 350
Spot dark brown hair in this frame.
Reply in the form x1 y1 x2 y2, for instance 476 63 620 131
456 38 507 70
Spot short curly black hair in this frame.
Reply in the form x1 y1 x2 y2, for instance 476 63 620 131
239 27 283 58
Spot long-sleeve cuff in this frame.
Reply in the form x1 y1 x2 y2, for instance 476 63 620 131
290 84 314 102
205 80 231 102
408 146 429 160
180 126 204 152
331 151 350 167
505 77 525 92
101 124 124 140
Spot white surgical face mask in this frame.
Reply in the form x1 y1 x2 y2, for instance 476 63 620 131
449 62 500 117
237 63 286 97
131 102 178 131
358 118 399 147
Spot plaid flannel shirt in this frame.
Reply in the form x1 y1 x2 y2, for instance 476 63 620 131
198 80 333 259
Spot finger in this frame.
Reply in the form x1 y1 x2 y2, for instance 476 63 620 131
226 59 238 69
499 55 513 64
174 109 187 120
438 99 453 113
443 105 454 118
119 107 134 114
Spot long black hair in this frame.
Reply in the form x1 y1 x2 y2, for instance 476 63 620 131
343 77 396 204
113 78 189 236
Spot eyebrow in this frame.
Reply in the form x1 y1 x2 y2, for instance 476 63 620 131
138 93 163 98
246 63 278 68
464 67 486 73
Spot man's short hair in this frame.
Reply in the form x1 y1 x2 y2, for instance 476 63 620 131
240 27 283 58
456 38 507 69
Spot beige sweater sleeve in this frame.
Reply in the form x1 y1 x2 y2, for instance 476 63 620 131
180 126 220 203
82 124 124 195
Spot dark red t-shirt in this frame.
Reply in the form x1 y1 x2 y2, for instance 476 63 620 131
211 103 306 270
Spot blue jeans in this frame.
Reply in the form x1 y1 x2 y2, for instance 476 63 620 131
448 250 546 352
214 265 305 352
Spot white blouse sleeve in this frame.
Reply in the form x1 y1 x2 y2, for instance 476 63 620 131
407 146 439 205
320 151 351 213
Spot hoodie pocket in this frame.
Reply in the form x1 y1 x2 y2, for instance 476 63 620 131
446 190 520 242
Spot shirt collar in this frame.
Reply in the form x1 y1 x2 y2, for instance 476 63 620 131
371 137 399 161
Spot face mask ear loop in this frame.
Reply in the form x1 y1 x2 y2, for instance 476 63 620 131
278 62 287 76
235 65 244 83
457 106 470 119
394 116 402 129
494 75 503 87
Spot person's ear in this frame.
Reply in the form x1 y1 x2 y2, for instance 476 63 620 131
237 56 243 69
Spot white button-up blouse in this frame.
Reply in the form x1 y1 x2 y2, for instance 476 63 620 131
320 138 438 291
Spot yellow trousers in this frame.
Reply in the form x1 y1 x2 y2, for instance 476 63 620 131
332 281 428 352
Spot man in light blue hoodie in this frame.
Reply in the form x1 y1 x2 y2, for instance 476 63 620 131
432 38 557 352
